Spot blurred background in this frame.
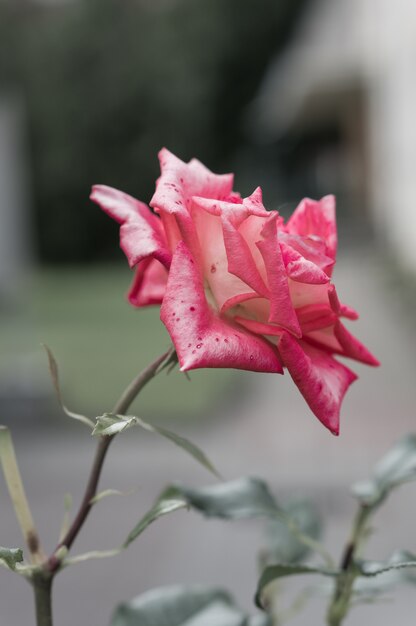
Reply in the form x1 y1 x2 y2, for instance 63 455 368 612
1 0 416 624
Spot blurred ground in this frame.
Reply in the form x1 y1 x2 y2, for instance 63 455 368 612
1 243 416 626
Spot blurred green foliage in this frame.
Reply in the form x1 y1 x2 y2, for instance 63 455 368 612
0 265 241 420
1 0 306 262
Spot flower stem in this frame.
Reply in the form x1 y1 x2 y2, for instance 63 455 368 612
32 571 53 626
47 347 174 572
326 505 371 626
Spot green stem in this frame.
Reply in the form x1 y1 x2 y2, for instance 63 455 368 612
32 571 53 626
326 505 371 626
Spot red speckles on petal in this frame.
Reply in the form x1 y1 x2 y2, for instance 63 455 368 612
160 241 283 373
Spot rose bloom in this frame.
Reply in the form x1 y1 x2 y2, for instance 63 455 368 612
91 149 379 435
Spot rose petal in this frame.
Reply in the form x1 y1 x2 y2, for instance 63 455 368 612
160 241 283 373
303 326 343 353
151 149 235 265
277 332 358 435
238 214 270 283
328 285 359 320
222 216 269 297
220 292 260 314
128 258 168 307
280 231 334 274
296 304 337 333
289 280 330 310
285 195 337 261
234 316 283 337
151 148 234 216
256 214 302 337
279 239 331 284
334 321 380 366
90 185 171 268
192 186 269 228
192 204 257 310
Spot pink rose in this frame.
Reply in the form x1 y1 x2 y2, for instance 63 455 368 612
91 149 379 435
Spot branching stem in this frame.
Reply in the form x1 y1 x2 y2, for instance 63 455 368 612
26 347 175 625
326 505 371 626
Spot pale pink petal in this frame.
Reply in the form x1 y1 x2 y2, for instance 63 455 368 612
334 321 380 366
222 216 269 297
160 242 283 373
234 316 283 337
289 280 330 309
151 148 234 217
192 204 257 310
280 240 331 284
256 215 302 337
128 258 168 307
303 320 380 368
296 304 337 334
220 292 260 314
90 185 171 268
159 212 182 253
238 214 270 284
303 327 343 353
237 296 271 325
150 149 235 265
285 195 337 261
192 186 269 228
244 187 270 216
277 332 358 435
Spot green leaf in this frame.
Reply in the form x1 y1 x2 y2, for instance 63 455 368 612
0 547 24 570
177 477 279 519
110 585 245 626
358 551 416 579
141 422 221 479
92 413 137 436
124 486 187 548
93 413 220 478
351 551 416 601
90 488 135 505
352 434 416 507
264 499 322 565
42 344 95 429
255 564 338 609
124 478 279 548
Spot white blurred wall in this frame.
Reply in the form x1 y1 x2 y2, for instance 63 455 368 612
257 0 416 272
